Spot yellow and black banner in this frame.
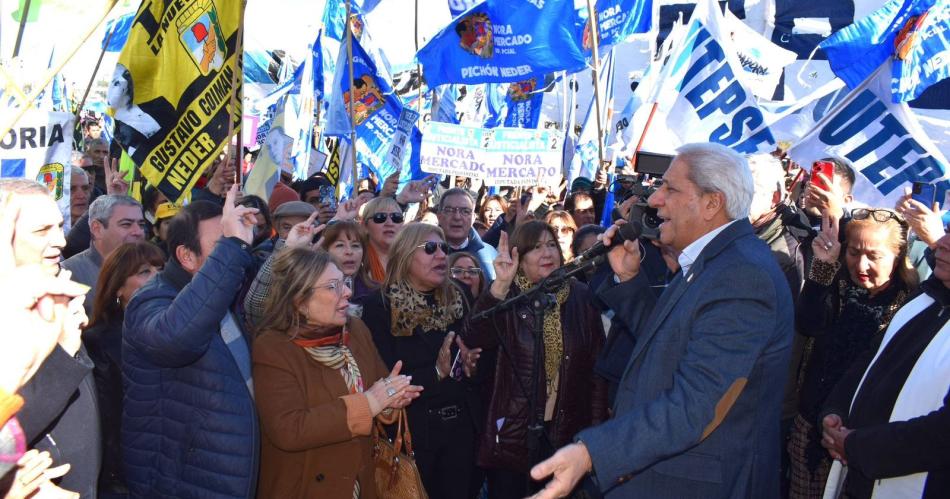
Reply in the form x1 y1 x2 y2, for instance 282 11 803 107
112 0 241 203
323 137 341 187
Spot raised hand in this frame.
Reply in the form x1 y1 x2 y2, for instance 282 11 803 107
896 188 945 248
490 231 519 299
380 170 401 198
104 157 129 196
221 184 258 244
285 211 324 249
811 212 841 264
805 171 845 218
396 174 436 205
331 199 361 222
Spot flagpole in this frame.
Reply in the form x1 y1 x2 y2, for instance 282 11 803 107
585 0 606 170
75 27 118 124
414 0 423 118
12 0 32 58
0 0 119 141
345 0 359 192
224 0 246 186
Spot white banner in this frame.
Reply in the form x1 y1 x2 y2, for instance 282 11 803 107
0 110 74 230
420 122 562 186
723 9 797 100
629 0 777 156
788 60 950 209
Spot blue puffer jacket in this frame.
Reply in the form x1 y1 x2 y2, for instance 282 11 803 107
122 238 259 498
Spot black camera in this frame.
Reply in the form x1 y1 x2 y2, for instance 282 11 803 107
629 201 662 240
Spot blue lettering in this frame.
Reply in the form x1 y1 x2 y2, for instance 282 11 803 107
710 107 767 148
862 140 940 195
691 73 745 119
846 114 908 163
678 37 725 91
818 90 885 146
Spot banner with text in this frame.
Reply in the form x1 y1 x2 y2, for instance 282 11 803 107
788 60 950 208
420 122 562 186
113 0 242 203
0 111 74 231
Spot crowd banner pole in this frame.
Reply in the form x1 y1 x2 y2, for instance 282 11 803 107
631 102 659 169
0 0 119 141
0 65 30 105
585 0 605 169
226 0 247 186
11 0 32 58
75 27 118 124
345 0 359 189
414 0 424 120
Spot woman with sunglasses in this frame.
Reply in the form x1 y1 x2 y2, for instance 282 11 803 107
360 196 405 282
544 210 578 262
788 208 918 499
253 248 422 498
319 220 377 301
357 223 482 499
465 221 607 499
448 252 485 297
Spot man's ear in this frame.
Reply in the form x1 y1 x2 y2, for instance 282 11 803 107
702 191 725 221
90 218 104 240
175 245 199 274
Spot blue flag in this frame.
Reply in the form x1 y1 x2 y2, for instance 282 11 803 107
820 0 943 101
892 0 950 101
323 0 369 42
600 174 616 228
101 13 134 52
569 51 615 184
575 0 652 57
500 75 550 128
416 0 586 87
286 38 324 180
448 0 481 18
326 34 407 181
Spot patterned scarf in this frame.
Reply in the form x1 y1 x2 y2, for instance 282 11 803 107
387 281 464 337
294 326 364 499
515 273 570 397
294 326 364 394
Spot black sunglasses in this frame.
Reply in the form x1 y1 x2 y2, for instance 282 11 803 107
416 241 449 255
371 212 404 224
851 208 904 224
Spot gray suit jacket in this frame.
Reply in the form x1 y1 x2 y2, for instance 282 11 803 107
577 219 793 498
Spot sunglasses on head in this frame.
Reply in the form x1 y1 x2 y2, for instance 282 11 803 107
416 241 449 255
371 212 404 224
851 208 904 224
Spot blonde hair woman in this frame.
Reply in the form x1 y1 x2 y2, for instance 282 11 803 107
356 223 482 499
253 248 422 498
360 196 405 282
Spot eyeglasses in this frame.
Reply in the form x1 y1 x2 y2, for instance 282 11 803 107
416 241 450 255
551 225 575 236
312 279 349 297
371 212 404 224
441 206 473 217
450 267 482 278
851 208 904 224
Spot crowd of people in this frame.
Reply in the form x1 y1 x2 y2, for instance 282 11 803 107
0 116 948 499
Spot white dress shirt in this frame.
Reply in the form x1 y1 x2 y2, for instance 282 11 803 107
676 219 739 276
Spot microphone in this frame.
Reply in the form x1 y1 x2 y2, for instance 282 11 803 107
570 220 643 266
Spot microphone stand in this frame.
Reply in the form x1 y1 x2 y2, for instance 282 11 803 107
470 255 605 487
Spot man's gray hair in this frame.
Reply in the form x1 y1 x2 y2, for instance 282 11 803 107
0 178 50 197
676 143 754 220
437 188 475 210
88 195 141 229
71 167 89 182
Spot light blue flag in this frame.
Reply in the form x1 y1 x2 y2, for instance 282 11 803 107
323 0 377 41
500 74 550 128
892 0 950 101
569 51 615 184
819 0 941 100
102 13 134 52
575 0 652 57
416 0 587 87
286 39 322 180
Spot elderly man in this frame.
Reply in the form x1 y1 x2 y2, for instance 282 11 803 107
271 200 315 241
0 179 100 497
69 167 93 226
530 143 794 498
61 195 146 316
437 188 497 280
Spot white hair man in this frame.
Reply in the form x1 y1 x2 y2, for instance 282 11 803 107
530 143 794 498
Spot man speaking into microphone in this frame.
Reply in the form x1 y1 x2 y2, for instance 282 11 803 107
530 143 794 498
